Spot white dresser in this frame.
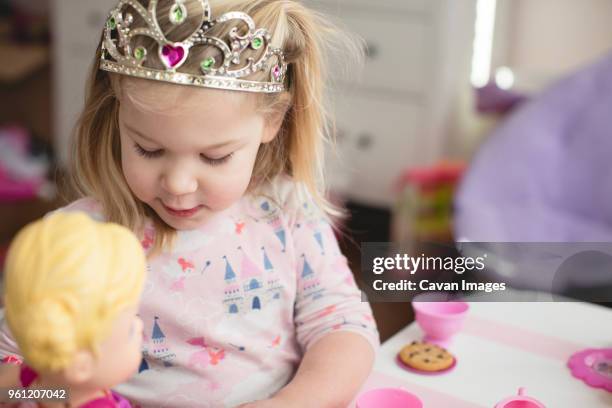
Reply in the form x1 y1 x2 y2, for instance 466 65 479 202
305 0 475 208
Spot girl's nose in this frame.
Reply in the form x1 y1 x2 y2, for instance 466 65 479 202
161 164 198 196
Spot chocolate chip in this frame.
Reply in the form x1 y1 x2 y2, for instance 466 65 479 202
424 358 430 363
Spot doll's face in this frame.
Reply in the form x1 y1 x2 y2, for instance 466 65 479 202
118 81 280 231
89 305 143 388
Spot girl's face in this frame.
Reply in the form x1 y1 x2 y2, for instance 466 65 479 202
118 82 278 230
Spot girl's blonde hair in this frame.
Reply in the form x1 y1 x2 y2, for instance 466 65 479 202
67 0 362 252
3 212 146 373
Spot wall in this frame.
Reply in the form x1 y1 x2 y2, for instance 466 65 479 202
450 0 612 158
497 0 612 88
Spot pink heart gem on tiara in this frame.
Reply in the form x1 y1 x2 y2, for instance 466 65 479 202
161 44 186 68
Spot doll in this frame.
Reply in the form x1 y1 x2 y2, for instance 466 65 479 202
2 212 146 407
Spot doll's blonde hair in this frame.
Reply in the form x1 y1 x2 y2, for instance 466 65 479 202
3 212 146 373
67 0 362 253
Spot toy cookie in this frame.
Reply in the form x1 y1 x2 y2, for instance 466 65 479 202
397 341 456 373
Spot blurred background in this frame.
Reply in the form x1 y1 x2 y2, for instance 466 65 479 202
0 0 611 341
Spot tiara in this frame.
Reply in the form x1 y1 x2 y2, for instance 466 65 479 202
100 0 288 93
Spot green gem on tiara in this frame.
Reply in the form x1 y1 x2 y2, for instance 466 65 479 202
251 37 264 50
134 47 146 61
107 17 117 30
169 3 187 25
201 57 216 72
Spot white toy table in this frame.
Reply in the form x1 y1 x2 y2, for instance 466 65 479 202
354 298 612 407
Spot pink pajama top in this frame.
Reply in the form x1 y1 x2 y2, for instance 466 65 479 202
0 178 379 407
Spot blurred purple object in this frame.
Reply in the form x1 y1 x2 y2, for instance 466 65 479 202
475 82 528 114
455 53 612 290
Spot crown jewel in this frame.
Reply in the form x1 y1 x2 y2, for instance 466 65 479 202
100 0 288 93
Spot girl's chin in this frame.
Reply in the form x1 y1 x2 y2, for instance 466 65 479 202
163 216 208 231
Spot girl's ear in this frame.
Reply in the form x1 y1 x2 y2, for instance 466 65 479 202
261 94 292 144
261 112 285 144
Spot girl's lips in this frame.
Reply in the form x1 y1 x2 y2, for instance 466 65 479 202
162 204 204 218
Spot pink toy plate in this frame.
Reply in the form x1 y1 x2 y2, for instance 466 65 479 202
395 353 457 375
568 348 612 392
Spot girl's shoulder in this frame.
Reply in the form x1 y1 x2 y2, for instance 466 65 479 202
52 197 106 222
246 175 325 225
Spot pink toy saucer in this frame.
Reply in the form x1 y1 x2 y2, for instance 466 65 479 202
568 348 612 392
395 353 457 375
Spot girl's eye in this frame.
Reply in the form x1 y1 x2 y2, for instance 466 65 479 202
134 143 163 159
200 153 234 167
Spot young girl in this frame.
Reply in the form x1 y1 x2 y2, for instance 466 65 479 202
1 0 379 406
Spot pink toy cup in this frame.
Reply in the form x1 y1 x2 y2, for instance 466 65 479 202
412 298 469 347
356 387 423 408
494 388 546 408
